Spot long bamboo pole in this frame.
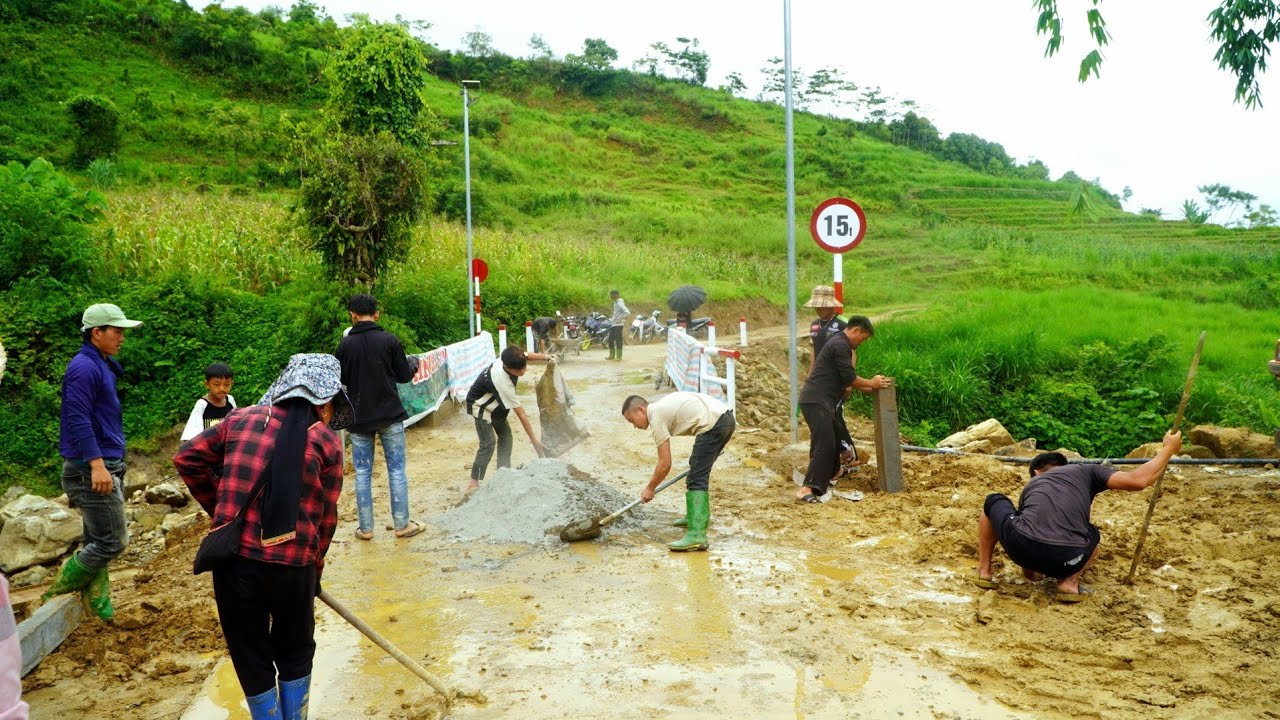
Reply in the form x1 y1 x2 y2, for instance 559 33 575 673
1126 331 1206 585
319 590 456 702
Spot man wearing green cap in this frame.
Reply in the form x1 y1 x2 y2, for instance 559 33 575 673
43 303 143 621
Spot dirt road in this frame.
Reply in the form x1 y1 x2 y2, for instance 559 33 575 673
24 331 1279 719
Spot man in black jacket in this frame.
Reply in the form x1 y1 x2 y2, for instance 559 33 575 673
335 294 421 539
796 315 889 503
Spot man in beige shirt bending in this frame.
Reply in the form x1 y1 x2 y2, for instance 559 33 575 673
621 392 736 551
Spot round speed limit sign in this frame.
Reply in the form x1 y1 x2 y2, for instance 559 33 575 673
809 197 867 253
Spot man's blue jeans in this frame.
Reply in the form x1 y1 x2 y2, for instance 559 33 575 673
62 458 129 570
350 422 410 534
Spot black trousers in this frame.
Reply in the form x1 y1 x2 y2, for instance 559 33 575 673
472 413 513 481
687 411 736 491
608 325 624 353
212 556 317 697
834 400 857 460
801 403 839 496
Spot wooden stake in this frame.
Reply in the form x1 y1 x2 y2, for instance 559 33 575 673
1126 331 1206 585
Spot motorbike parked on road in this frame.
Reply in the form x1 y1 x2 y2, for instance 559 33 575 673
629 310 666 344
579 312 612 350
667 314 712 339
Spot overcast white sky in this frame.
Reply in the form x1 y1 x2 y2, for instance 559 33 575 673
232 0 1277 223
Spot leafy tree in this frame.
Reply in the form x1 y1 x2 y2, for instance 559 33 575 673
463 29 497 57
1034 0 1280 107
1198 182 1257 225
527 33 554 59
567 38 618 71
297 131 427 287
888 110 941 150
0 158 104 289
213 103 254 182
66 95 121 168
649 37 711 85
1067 178 1099 221
1140 207 1164 218
1247 203 1278 227
805 67 859 107
720 71 748 96
329 19 429 146
1181 199 1210 225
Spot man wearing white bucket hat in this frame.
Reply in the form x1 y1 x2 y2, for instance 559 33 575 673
175 353 351 720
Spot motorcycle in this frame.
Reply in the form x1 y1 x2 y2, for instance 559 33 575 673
556 310 581 340
579 311 612 351
667 314 712 339
629 310 665 344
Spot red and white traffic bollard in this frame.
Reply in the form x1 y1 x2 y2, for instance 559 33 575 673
498 324 507 352
738 316 748 347
707 320 716 347
525 321 535 350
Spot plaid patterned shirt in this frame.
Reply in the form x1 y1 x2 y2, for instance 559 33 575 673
174 404 344 577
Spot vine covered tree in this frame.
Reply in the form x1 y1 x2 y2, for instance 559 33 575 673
329 17 429 146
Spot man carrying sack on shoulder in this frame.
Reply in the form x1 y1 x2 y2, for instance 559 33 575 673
174 354 351 720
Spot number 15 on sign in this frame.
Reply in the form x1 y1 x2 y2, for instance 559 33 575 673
809 197 867 304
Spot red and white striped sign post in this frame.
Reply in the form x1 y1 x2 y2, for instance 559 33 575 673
525 321 535 350
809 197 867 304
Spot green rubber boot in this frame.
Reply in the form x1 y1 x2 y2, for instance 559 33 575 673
668 491 709 552
83 567 115 622
41 554 96 600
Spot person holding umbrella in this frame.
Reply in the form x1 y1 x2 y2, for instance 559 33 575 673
667 285 707 331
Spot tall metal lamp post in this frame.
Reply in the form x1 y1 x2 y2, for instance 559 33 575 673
783 1 798 442
462 79 480 336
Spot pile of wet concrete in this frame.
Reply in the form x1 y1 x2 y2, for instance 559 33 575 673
430 459 643 544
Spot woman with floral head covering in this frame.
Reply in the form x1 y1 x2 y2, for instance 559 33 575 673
175 353 352 720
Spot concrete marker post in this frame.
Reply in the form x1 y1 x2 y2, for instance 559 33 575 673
873 379 903 493
19 594 82 676
525 321 534 350
707 321 716 347
739 316 748 347
498 324 507 353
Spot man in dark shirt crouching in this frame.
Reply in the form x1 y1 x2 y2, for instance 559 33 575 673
977 429 1182 601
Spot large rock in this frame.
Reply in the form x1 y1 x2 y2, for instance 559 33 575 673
938 419 1014 451
0 495 84 573
1188 425 1280 459
992 438 1038 458
1126 442 1215 460
145 482 190 508
160 511 202 536
123 468 151 499
128 503 173 534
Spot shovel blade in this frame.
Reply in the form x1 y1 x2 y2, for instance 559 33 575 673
559 518 603 542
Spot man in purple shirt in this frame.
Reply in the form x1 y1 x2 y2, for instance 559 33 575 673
43 303 142 621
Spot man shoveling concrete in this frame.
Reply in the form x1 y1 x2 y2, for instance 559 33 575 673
621 392 735 551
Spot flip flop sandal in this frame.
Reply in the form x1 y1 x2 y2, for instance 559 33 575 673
974 576 998 590
395 520 425 539
1055 585 1094 603
354 529 374 541
796 493 821 504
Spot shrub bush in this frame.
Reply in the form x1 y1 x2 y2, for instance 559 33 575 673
66 94 121 168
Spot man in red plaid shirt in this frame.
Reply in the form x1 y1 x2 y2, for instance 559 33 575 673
175 354 351 720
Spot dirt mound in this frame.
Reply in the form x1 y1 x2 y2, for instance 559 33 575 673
23 520 224 718
429 459 642 544
734 335 800 432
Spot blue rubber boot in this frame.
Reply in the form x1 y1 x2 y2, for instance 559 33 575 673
279 674 311 720
245 686 281 720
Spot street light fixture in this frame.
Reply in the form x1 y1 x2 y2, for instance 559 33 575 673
462 79 480 336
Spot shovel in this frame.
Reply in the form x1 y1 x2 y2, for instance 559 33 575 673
559 470 689 542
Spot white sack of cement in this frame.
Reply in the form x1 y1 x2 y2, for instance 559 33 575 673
430 458 643 544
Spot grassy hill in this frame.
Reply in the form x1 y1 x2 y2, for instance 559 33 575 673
2 3 1279 492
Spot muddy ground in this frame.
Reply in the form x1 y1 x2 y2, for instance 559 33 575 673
20 330 1280 719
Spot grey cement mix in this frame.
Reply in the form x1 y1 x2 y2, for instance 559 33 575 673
429 459 645 544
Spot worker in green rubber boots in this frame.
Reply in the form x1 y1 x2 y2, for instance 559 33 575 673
622 392 735 551
43 303 144 622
